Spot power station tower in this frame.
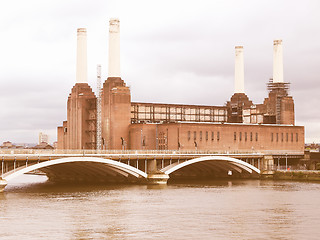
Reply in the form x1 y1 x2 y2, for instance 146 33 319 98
96 64 102 150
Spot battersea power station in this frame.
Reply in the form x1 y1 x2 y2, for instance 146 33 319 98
57 19 304 153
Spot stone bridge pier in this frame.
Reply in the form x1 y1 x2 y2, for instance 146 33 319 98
0 177 7 192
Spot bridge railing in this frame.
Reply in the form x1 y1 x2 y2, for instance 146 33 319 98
0 149 304 156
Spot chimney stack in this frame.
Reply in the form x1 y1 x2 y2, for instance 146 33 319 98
234 46 244 93
76 28 88 83
108 18 120 78
273 40 284 83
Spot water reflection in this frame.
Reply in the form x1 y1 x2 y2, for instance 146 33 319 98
1 175 320 239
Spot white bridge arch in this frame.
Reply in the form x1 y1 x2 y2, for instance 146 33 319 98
2 155 260 186
3 157 148 182
163 156 261 175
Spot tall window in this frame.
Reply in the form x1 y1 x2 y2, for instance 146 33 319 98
211 131 214 141
271 133 273 142
217 132 220 141
188 131 190 141
194 131 196 141
239 132 242 141
234 132 237 141
250 132 253 141
200 131 202 141
286 133 288 142
291 133 294 142
256 133 258 141
245 132 247 141
281 133 284 142
276 133 279 142
296 133 298 142
206 131 208 141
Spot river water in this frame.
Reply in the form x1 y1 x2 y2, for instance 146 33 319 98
1 175 320 240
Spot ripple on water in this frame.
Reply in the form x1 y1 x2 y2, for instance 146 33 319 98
1 175 320 240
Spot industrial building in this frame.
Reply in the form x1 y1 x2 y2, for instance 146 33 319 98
57 19 304 153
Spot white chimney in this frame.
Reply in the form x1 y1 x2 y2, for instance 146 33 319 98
108 18 120 78
76 28 88 83
273 40 284 83
234 46 244 93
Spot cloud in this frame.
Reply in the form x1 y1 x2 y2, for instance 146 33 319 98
0 0 319 143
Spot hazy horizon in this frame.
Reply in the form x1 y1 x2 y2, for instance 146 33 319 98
1 0 319 144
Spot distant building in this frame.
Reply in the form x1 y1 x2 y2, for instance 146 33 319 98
52 141 58 149
305 143 320 152
57 19 304 153
2 141 14 148
39 132 49 144
32 142 54 150
0 141 24 149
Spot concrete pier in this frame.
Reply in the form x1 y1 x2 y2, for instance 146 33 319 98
0 178 7 192
147 172 170 185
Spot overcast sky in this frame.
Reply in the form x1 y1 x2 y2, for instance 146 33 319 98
0 0 319 144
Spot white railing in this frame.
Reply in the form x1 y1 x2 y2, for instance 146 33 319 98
0 148 304 156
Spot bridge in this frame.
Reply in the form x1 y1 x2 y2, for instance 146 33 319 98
0 149 304 192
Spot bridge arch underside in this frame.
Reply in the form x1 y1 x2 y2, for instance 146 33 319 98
166 160 260 181
3 158 148 184
40 162 142 183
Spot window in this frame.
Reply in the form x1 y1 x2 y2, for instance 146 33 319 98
276 133 279 142
271 133 273 142
217 132 220 141
211 131 214 141
281 133 284 142
250 132 253 141
286 133 288 142
245 132 247 141
291 133 294 142
239 132 242 141
234 132 237 141
296 133 298 142
188 131 190 141
194 131 196 141
200 131 202 141
256 133 258 141
206 131 208 141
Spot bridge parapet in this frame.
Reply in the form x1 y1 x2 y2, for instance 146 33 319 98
0 150 305 191
0 149 305 156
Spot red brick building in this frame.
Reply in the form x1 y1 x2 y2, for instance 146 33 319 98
57 20 304 153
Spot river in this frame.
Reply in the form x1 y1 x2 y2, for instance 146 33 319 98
1 175 320 239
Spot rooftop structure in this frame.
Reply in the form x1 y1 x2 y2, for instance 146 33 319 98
57 19 304 153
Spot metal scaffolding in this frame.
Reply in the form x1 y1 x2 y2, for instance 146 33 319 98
96 65 102 150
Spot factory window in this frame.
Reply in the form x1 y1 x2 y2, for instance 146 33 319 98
276 133 279 142
234 132 237 141
206 131 208 141
250 132 253 141
286 133 289 142
239 132 242 141
245 132 247 141
217 132 220 141
256 133 258 141
188 131 191 141
281 133 284 142
194 131 196 141
291 133 294 142
271 133 273 142
211 131 214 141
296 133 298 142
200 131 202 141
